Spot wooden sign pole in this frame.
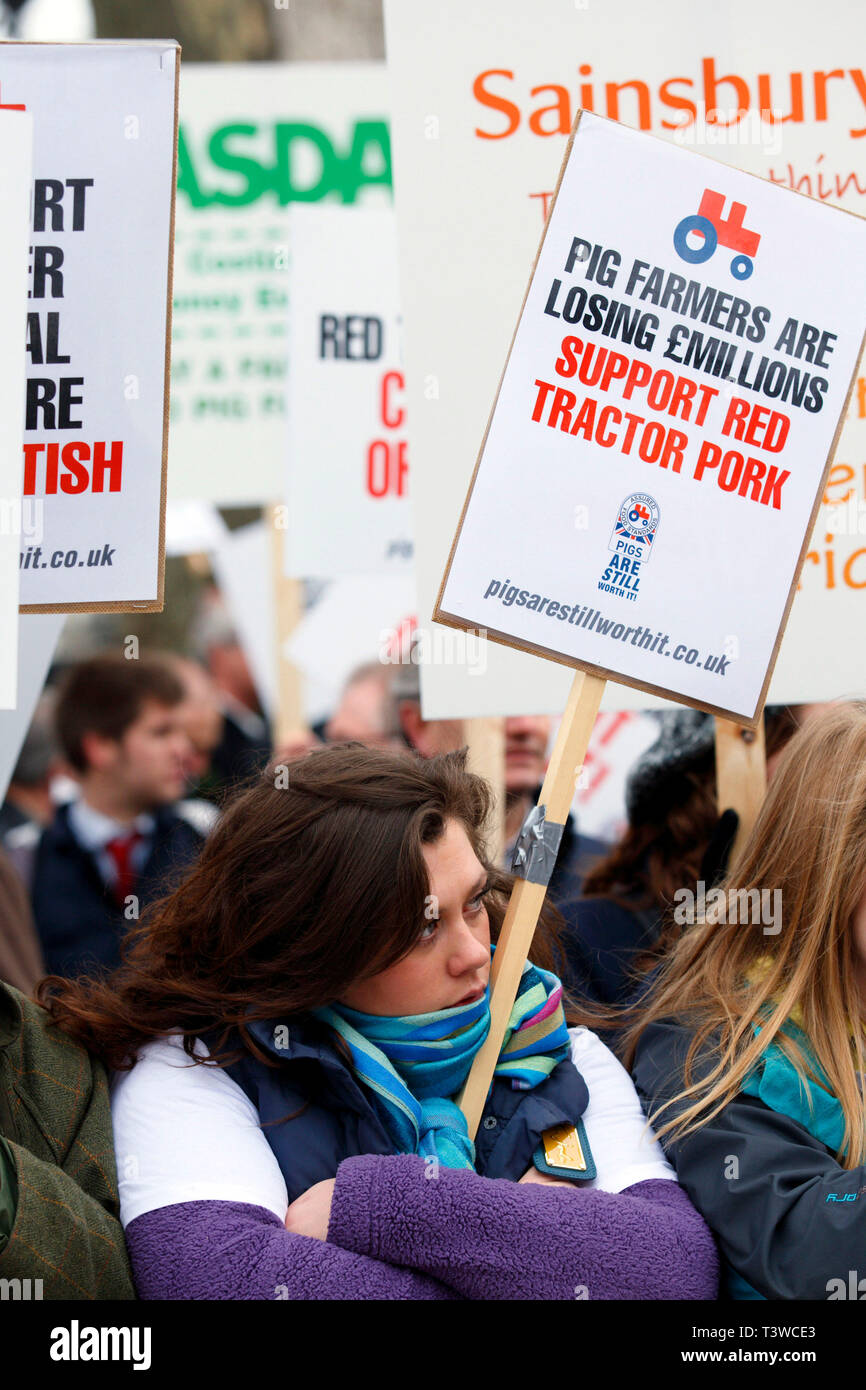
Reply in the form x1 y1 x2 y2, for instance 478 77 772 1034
464 716 506 866
714 716 767 864
458 670 605 1137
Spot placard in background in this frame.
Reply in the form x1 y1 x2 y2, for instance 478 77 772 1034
285 205 411 577
209 518 277 721
0 108 33 707
286 573 417 726
384 0 866 718
169 64 391 504
5 41 178 613
436 113 866 722
0 614 65 799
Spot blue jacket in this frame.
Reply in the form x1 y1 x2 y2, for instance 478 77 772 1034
632 1015 866 1300
558 895 660 1009
31 802 205 978
214 1016 591 1204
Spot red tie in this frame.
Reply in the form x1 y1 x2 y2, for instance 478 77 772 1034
105 831 144 906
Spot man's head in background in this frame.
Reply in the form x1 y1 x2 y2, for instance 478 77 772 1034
387 659 552 793
190 596 262 716
386 657 558 847
167 657 225 791
56 655 191 818
503 715 552 799
325 662 408 751
386 658 464 757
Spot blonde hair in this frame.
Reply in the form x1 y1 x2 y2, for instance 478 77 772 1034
623 700 866 1167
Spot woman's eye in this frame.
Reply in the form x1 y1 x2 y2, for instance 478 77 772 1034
419 919 440 941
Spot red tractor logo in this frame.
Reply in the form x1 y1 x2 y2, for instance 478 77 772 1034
674 189 760 281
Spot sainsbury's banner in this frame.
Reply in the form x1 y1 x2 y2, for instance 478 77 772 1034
0 108 33 706
170 64 391 504
384 0 866 718
4 42 178 613
435 114 866 722
284 206 411 577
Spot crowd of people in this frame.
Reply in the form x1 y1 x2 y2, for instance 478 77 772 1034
0 627 863 1303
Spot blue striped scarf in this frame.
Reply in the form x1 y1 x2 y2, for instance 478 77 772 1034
314 958 571 1169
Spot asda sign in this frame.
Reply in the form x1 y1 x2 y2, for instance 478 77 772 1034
177 120 392 207
169 64 393 503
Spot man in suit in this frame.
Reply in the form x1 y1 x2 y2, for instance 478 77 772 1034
25 655 207 979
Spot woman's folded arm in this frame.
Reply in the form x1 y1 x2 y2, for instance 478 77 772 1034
327 1154 719 1301
124 1199 457 1300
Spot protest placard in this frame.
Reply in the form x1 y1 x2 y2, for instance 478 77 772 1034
286 573 417 725
164 500 225 558
3 41 179 613
435 113 866 725
169 64 391 503
0 614 65 803
0 107 33 707
445 110 866 1131
571 709 660 842
284 205 411 577
384 0 866 720
209 517 276 721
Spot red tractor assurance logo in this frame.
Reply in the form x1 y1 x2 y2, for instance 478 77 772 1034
674 189 761 281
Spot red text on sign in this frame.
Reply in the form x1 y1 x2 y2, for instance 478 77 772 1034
23 440 123 495
366 369 408 497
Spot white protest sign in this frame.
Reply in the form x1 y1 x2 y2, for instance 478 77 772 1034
164 499 226 558
286 573 417 726
384 0 866 718
570 710 660 844
0 108 33 708
3 42 178 613
0 613 65 802
435 114 866 723
210 519 277 722
169 64 391 504
285 205 411 577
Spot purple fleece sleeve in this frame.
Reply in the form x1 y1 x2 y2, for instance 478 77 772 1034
327 1156 719 1301
124 1201 457 1300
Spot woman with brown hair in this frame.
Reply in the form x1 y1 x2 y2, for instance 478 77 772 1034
40 744 715 1300
627 700 866 1300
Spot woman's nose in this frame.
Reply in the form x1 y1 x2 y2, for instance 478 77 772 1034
449 920 490 975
